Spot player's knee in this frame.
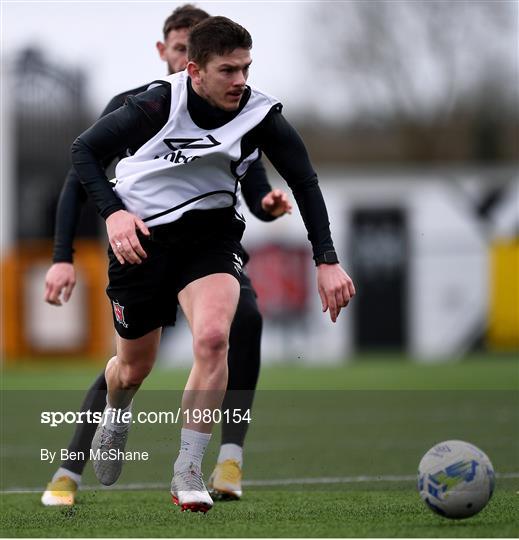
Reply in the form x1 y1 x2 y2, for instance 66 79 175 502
118 361 152 388
194 326 228 361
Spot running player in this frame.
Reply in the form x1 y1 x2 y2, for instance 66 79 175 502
70 16 355 513
41 5 291 507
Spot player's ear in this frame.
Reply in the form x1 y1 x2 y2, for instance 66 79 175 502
187 61 201 83
156 41 166 61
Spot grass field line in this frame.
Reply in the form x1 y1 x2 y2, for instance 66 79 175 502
2 472 519 494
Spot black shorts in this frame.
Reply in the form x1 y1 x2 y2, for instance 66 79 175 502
106 208 245 340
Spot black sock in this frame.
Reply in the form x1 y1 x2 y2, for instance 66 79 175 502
61 371 107 474
221 277 261 447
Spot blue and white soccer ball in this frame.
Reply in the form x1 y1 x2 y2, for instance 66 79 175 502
418 440 495 519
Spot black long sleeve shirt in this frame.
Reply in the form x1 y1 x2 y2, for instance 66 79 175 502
71 79 335 259
53 84 275 263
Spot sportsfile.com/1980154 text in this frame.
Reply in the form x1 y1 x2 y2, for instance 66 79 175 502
40 408 252 428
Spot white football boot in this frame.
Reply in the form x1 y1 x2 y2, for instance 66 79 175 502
171 462 213 513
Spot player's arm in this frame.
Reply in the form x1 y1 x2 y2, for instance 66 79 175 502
255 108 355 322
45 92 133 305
71 85 170 264
44 169 88 305
51 90 130 262
241 160 292 220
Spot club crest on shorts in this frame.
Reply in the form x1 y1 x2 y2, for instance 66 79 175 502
113 301 128 328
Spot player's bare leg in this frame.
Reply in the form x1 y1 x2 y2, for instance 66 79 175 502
179 273 240 432
170 273 240 512
91 330 160 485
106 331 161 408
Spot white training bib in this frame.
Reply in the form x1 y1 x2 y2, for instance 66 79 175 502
114 70 279 227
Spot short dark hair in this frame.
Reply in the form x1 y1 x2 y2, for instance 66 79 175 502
188 16 252 67
162 4 210 39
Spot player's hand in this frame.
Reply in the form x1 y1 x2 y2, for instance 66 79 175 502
106 210 150 265
316 264 356 323
44 262 76 306
261 189 292 217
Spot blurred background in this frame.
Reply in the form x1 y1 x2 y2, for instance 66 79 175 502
1 0 518 365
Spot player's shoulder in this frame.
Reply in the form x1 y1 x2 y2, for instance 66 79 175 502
100 83 152 116
157 70 188 89
247 84 281 109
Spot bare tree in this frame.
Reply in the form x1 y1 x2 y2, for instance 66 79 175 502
309 0 518 125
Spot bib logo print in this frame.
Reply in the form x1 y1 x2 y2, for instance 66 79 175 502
154 135 222 163
113 301 129 328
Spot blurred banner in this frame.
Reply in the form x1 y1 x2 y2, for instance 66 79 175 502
1 241 111 359
246 244 311 320
350 208 407 350
488 240 519 350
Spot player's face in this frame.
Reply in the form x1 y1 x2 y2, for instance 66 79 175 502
156 27 189 74
189 48 252 111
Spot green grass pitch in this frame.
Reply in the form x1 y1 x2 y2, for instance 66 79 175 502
1 354 518 537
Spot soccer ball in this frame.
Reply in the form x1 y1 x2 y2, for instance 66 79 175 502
418 440 495 519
